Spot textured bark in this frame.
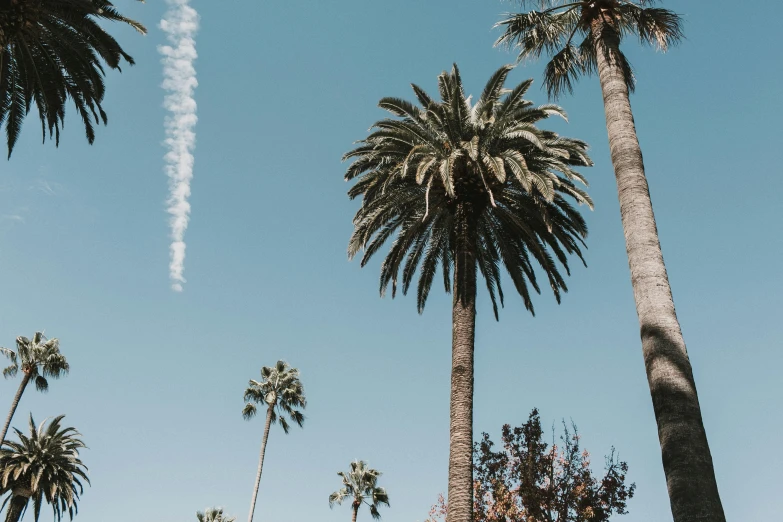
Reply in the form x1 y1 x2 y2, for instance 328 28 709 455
352 502 359 522
591 15 725 522
3 494 27 522
247 406 274 522
446 203 476 522
0 372 31 447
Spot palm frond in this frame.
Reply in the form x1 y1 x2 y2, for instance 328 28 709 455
633 7 685 51
242 360 306 434
345 64 591 316
0 0 145 157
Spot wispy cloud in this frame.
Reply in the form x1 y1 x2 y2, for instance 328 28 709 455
159 0 199 293
29 179 60 196
1 215 25 224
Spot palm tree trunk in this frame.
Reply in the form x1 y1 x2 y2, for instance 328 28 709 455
446 203 477 522
591 16 725 522
0 372 31 447
351 503 359 522
4 494 28 522
247 405 274 522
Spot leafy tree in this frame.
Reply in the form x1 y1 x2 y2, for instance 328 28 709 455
344 63 592 522
0 332 68 447
426 409 635 522
197 507 236 522
242 360 306 522
329 460 390 522
0 0 146 157
0 414 89 522
494 2 724 519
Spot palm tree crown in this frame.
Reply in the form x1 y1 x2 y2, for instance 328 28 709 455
242 360 306 434
197 507 236 522
345 63 592 318
0 415 89 522
329 460 390 520
0 0 147 157
495 0 684 98
1 332 68 392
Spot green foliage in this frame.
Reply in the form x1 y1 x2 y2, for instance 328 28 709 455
345 63 592 318
329 460 390 520
242 360 306 434
196 507 236 522
0 414 89 522
1 332 69 392
0 0 146 157
495 0 684 98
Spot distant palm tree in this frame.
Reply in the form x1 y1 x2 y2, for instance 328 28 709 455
0 414 89 522
0 0 146 157
197 507 236 522
344 64 592 522
0 333 68 447
494 3 724 520
329 460 390 522
242 360 306 522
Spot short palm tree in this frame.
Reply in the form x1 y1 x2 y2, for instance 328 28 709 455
0 332 68 447
242 360 306 522
494 3 724 520
329 460 390 522
197 507 236 522
0 0 146 157
344 64 592 522
0 414 89 522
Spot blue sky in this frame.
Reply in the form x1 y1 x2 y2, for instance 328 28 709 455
0 0 781 521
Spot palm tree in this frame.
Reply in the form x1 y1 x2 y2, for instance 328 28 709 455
0 332 68 447
0 0 146 157
197 507 236 522
242 360 306 522
329 460 390 522
0 414 89 522
344 64 592 522
494 3 724 520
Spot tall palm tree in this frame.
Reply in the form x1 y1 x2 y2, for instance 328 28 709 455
344 64 592 522
494 3 724 521
329 460 390 522
197 507 236 522
0 332 68 447
242 360 306 522
0 0 146 157
0 414 89 522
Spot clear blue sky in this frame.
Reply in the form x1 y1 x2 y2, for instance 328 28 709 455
0 0 780 521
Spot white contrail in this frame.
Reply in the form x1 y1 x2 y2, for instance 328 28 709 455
159 0 199 292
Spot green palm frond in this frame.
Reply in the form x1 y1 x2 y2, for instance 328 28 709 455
345 64 591 320
0 332 68 387
494 0 683 98
196 507 236 522
0 0 146 157
329 461 390 518
242 360 306 434
0 414 89 522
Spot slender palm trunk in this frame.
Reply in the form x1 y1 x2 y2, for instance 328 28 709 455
0 372 31 447
247 405 274 522
351 502 359 522
446 203 477 522
4 494 28 522
591 16 725 522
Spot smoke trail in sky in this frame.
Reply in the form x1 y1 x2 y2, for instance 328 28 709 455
159 0 199 292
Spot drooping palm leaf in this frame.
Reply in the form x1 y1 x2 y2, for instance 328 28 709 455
495 0 683 98
329 460 390 520
0 0 146 157
345 63 592 319
0 415 89 522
